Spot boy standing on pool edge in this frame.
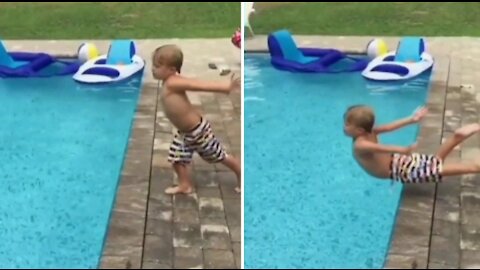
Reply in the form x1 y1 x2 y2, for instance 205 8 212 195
151 44 241 194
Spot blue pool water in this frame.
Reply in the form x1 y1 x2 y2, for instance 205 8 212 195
0 72 142 268
244 54 432 269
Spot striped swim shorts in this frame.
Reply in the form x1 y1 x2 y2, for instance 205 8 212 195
168 118 227 164
390 153 443 183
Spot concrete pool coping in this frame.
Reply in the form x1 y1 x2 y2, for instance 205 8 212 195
3 39 241 269
246 35 480 269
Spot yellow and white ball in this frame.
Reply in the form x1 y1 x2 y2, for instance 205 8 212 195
78 43 99 63
366 38 388 59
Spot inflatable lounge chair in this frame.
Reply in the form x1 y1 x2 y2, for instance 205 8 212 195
0 40 80 78
362 37 434 81
268 30 369 73
73 39 145 84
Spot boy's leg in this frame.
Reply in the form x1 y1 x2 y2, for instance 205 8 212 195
195 121 241 193
221 154 241 193
442 162 480 177
436 123 480 160
200 148 242 193
165 163 194 194
165 133 195 195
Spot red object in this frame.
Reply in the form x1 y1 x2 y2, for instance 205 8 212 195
231 28 241 49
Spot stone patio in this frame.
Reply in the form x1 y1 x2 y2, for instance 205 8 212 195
4 39 241 269
246 35 480 269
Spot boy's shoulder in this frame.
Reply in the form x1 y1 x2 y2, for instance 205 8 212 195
164 75 188 88
353 135 375 147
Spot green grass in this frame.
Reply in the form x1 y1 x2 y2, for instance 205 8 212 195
252 2 480 36
0 2 240 39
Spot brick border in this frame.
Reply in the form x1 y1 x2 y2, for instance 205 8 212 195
384 55 450 269
99 80 159 269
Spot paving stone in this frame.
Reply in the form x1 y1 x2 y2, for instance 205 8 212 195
223 199 241 227
460 250 480 269
201 224 232 249
173 223 203 249
384 253 427 269
199 197 225 218
142 261 172 269
113 182 149 218
100 256 136 269
434 197 460 223
461 225 480 251
147 197 173 221
194 171 219 187
203 249 236 269
217 172 240 199
461 174 480 188
174 247 203 269
143 234 173 267
460 192 480 226
197 187 222 198
428 262 458 269
388 208 431 257
233 242 241 269
229 225 241 243
201 217 228 227
145 218 172 237
150 167 174 193
429 234 460 267
174 208 200 224
152 150 172 168
174 193 199 210
103 211 145 248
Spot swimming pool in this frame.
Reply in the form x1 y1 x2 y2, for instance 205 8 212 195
244 54 432 269
0 70 142 268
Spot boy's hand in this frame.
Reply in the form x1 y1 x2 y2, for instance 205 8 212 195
412 106 428 122
228 74 241 93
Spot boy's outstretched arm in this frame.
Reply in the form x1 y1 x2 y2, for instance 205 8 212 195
373 106 428 134
167 74 240 94
356 140 417 155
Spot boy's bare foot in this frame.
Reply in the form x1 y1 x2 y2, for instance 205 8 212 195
165 185 193 195
455 123 480 138
235 186 241 194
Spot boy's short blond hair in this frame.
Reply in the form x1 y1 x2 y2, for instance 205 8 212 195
344 105 375 132
152 44 183 73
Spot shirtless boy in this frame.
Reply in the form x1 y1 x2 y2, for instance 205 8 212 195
344 105 480 183
152 44 241 194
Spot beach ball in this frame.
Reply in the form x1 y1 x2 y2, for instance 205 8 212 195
78 43 99 63
366 38 388 58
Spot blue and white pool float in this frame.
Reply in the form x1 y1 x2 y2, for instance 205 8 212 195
362 37 434 81
73 40 145 84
